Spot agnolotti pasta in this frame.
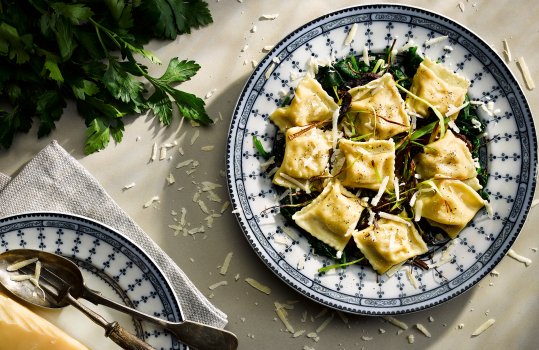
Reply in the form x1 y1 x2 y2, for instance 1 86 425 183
347 73 409 140
270 75 339 132
336 138 395 190
292 179 365 252
414 179 485 238
273 126 332 190
406 57 470 118
415 130 481 190
352 216 428 274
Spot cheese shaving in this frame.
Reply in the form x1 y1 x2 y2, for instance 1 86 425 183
363 46 370 66
190 129 200 145
425 35 449 46
344 23 358 46
502 39 512 63
166 173 175 185
143 196 160 208
245 277 271 294
201 145 215 151
378 212 411 226
150 142 158 161
10 274 33 282
361 336 373 341
407 334 415 344
265 62 276 79
315 313 334 333
260 13 279 20
507 249 532 266
471 318 495 336
406 268 418 289
7 257 38 272
516 56 535 90
278 173 310 193
292 330 306 338
208 280 228 290
416 323 432 337
275 302 295 333
371 176 389 206
219 252 233 275
393 176 400 202
122 182 135 190
383 316 408 330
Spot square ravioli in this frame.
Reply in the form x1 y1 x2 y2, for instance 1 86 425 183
346 73 410 140
270 75 339 132
273 126 332 190
414 179 485 238
406 57 470 119
336 138 395 191
353 216 428 274
415 130 481 190
292 179 364 252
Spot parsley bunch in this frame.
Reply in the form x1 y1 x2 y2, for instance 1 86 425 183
0 0 213 154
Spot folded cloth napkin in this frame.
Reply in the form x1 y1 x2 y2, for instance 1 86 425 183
0 140 227 328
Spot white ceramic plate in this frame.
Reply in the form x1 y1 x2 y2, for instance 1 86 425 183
226 4 537 315
0 212 185 349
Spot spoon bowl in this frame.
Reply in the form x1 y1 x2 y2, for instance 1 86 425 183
0 249 84 309
0 249 238 350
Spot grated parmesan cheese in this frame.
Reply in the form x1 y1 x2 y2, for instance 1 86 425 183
245 277 271 294
383 316 408 330
378 212 411 226
344 23 358 46
7 257 38 272
406 268 418 289
507 249 532 266
143 196 160 208
275 302 295 333
208 280 228 290
220 252 234 275
407 334 415 344
265 62 276 79
315 313 334 333
260 13 279 20
166 173 175 185
190 129 200 145
363 46 370 66
471 318 495 336
292 330 305 338
516 56 535 90
150 142 158 162
371 176 389 206
425 35 449 46
201 145 215 151
361 336 373 341
416 323 432 337
122 182 135 190
502 39 512 63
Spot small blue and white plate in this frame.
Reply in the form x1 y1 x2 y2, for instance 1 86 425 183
0 212 184 349
226 4 537 315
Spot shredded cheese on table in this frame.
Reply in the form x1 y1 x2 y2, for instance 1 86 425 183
516 56 535 90
471 318 495 336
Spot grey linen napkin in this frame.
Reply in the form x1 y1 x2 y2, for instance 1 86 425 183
0 140 227 328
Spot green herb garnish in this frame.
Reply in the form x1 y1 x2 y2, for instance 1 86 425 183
0 0 213 154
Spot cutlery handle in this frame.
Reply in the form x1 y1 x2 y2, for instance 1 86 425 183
82 286 238 350
66 293 155 350
168 320 239 350
105 321 156 350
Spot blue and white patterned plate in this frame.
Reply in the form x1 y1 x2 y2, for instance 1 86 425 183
0 212 184 349
226 4 537 315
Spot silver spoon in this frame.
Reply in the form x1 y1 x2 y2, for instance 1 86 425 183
0 249 238 350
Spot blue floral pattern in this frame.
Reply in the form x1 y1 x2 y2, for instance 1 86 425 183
227 5 537 314
0 213 184 349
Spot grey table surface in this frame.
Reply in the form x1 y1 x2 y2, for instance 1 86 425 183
1 1 538 349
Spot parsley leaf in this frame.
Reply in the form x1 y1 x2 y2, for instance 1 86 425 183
0 0 213 154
